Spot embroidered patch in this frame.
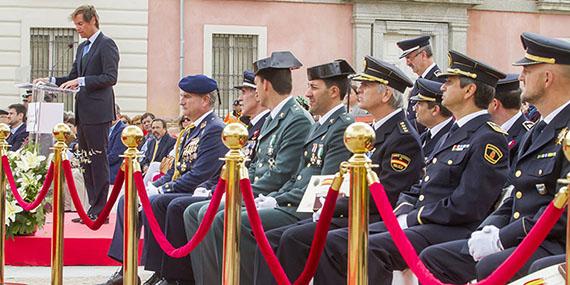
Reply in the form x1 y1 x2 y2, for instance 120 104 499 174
390 153 411 172
484 144 503 164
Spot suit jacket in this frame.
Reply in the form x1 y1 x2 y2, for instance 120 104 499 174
420 119 454 160
397 114 509 231
55 32 119 125
155 112 228 193
7 123 28 151
267 106 354 213
407 64 444 132
140 134 176 169
335 110 424 217
505 114 533 168
249 97 313 195
107 120 127 184
486 104 570 254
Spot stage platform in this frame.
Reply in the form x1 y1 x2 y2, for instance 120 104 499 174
5 212 143 266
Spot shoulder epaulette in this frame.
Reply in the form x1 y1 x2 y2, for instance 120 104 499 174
522 120 535 131
486 121 508 135
398 121 410 134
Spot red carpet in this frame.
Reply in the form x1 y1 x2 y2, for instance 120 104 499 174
5 212 143 266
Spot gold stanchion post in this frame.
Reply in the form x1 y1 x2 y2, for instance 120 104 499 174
121 126 144 285
50 123 71 285
0 123 11 283
555 131 570 283
343 122 375 285
221 123 248 285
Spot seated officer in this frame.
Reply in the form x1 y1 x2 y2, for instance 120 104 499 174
421 32 570 283
411 78 454 160
102 75 228 285
221 59 356 285
316 50 510 284
184 51 313 285
254 56 424 284
488 73 533 167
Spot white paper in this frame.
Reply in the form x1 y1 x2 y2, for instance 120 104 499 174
297 174 350 213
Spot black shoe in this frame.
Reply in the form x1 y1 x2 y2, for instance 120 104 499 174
143 272 162 285
99 268 141 285
80 213 109 224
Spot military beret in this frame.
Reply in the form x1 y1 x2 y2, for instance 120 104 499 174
178 74 218 94
496 74 521 94
410 78 444 103
351 56 413 93
436 50 506 87
307 59 355 81
234 70 256 90
253 51 302 74
514 32 570 66
397 35 431 58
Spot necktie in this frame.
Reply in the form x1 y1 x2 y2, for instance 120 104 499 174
310 122 321 138
448 123 459 137
82 40 91 57
422 131 432 147
522 120 547 153
150 139 160 162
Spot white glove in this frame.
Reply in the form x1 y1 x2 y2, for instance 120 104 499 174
192 187 211 198
146 182 163 196
255 194 278 209
312 197 326 222
468 225 504 261
397 214 408 230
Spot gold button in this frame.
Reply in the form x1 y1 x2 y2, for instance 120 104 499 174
304 151 308 156
297 175 302 180
515 170 522 177
516 192 522 199
447 160 453 165
424 176 430 182
538 169 543 175
432 158 437 164
287 203 292 207
419 195 425 201
513 212 520 219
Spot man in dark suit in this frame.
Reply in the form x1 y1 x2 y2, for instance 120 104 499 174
316 51 509 284
6 103 28 151
254 56 425 284
107 104 127 185
35 5 120 220
410 78 454 160
397 35 445 133
488 73 533 167
140 118 176 173
103 75 228 285
420 32 570 283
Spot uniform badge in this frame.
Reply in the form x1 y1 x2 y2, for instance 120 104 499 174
452 144 469 151
268 158 276 168
522 120 535 131
279 112 285 118
316 144 324 166
536 183 547 195
556 128 568 145
484 144 503 165
390 153 411 172
508 139 517 150
267 135 276 156
537 152 556 159
200 121 207 129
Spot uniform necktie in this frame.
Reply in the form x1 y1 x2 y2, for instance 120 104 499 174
530 120 547 144
422 131 432 147
448 123 459 137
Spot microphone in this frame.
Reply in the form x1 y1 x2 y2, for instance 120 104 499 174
48 42 75 79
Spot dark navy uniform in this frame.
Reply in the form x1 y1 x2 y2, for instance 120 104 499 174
505 113 533 167
420 119 453 160
254 56 424 284
316 50 509 285
420 32 570 283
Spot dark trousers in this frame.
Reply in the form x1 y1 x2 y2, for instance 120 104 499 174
420 239 553 284
77 122 111 216
529 254 565 273
316 222 472 285
142 193 208 282
108 195 156 262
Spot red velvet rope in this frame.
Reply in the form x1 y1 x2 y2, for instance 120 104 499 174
62 159 124 230
2 155 54 211
369 181 565 285
240 177 340 285
133 170 226 258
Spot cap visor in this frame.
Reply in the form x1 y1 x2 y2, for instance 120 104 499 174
512 57 542 66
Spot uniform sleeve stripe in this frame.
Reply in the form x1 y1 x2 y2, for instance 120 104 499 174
417 206 425 225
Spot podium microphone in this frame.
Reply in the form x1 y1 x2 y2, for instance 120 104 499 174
48 42 75 79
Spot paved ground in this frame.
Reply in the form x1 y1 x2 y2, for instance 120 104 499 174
3 266 153 285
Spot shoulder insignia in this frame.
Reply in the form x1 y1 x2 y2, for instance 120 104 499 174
200 121 207 129
390 153 411 172
484 144 503 165
522 120 535 131
486 122 508 135
279 112 285 118
398 121 410 134
556 127 568 145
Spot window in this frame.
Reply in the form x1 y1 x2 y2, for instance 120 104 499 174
204 25 267 117
30 28 78 111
